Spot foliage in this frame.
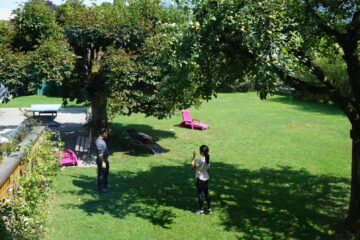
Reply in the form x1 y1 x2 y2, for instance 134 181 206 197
55 0 87 26
0 131 62 240
54 0 201 134
27 38 75 85
102 20 201 119
0 21 13 47
0 38 75 97
0 48 30 96
2 0 208 134
0 1 74 100
12 0 61 52
181 0 357 100
314 56 351 96
0 128 30 163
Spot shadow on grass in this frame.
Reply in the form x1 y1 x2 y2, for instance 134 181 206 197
107 122 175 156
63 163 352 239
268 96 344 116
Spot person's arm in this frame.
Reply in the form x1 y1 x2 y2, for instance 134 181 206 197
99 154 107 168
98 153 105 162
191 151 196 168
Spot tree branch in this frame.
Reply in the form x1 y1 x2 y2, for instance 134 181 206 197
283 74 328 95
304 0 346 44
301 55 360 122
348 9 360 39
272 45 358 122
283 73 359 123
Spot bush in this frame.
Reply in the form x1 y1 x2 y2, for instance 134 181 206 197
0 131 62 240
0 127 29 163
217 79 254 93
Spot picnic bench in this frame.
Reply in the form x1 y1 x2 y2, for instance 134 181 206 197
26 104 62 118
75 130 91 155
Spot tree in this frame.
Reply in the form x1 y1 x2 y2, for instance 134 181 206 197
57 0 195 135
0 21 12 47
12 0 61 52
100 21 202 120
0 38 75 97
181 0 360 234
0 0 74 99
2 0 199 136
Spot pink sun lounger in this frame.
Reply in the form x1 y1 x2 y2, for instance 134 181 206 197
60 149 78 166
180 109 209 131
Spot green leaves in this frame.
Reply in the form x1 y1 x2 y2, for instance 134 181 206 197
0 47 31 96
98 12 202 120
1 132 62 240
0 21 13 47
182 0 359 100
28 38 75 83
0 38 75 97
12 0 61 52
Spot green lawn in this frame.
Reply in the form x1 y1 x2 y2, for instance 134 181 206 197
45 93 354 240
0 95 86 108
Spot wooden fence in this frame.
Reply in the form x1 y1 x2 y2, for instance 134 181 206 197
0 127 45 202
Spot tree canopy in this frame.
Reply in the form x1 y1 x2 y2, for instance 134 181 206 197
181 0 360 233
12 0 61 52
0 0 201 133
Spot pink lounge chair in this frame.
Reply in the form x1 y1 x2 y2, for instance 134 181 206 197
180 109 209 130
60 149 78 166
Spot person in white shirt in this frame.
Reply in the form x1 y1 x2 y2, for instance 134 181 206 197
191 145 212 214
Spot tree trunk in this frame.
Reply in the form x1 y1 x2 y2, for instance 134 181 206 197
347 121 360 235
339 34 360 235
90 94 108 140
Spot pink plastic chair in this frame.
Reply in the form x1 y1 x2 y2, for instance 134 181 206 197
60 149 78 166
180 109 209 130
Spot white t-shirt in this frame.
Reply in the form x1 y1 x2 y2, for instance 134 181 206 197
195 157 210 181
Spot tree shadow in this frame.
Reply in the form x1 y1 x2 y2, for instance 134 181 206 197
107 123 176 156
172 123 211 131
62 163 353 239
268 96 344 116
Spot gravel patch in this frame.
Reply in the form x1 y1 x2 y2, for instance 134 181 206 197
0 107 96 167
54 108 96 167
0 108 25 127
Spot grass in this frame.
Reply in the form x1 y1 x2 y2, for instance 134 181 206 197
0 95 86 108
45 93 353 240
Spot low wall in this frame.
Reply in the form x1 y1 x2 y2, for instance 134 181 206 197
0 126 46 201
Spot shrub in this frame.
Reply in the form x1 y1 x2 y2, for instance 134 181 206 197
0 127 29 163
0 131 62 240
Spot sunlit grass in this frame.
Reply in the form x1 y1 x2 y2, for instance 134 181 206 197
0 95 86 108
45 93 354 240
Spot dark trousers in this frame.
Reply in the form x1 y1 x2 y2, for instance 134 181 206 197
196 178 211 210
96 160 109 190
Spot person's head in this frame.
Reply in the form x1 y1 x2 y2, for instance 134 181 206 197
199 145 210 164
99 128 108 139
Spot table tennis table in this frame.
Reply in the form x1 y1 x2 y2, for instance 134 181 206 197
26 104 62 118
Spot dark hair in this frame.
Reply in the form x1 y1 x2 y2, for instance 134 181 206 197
200 145 210 164
99 128 108 135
